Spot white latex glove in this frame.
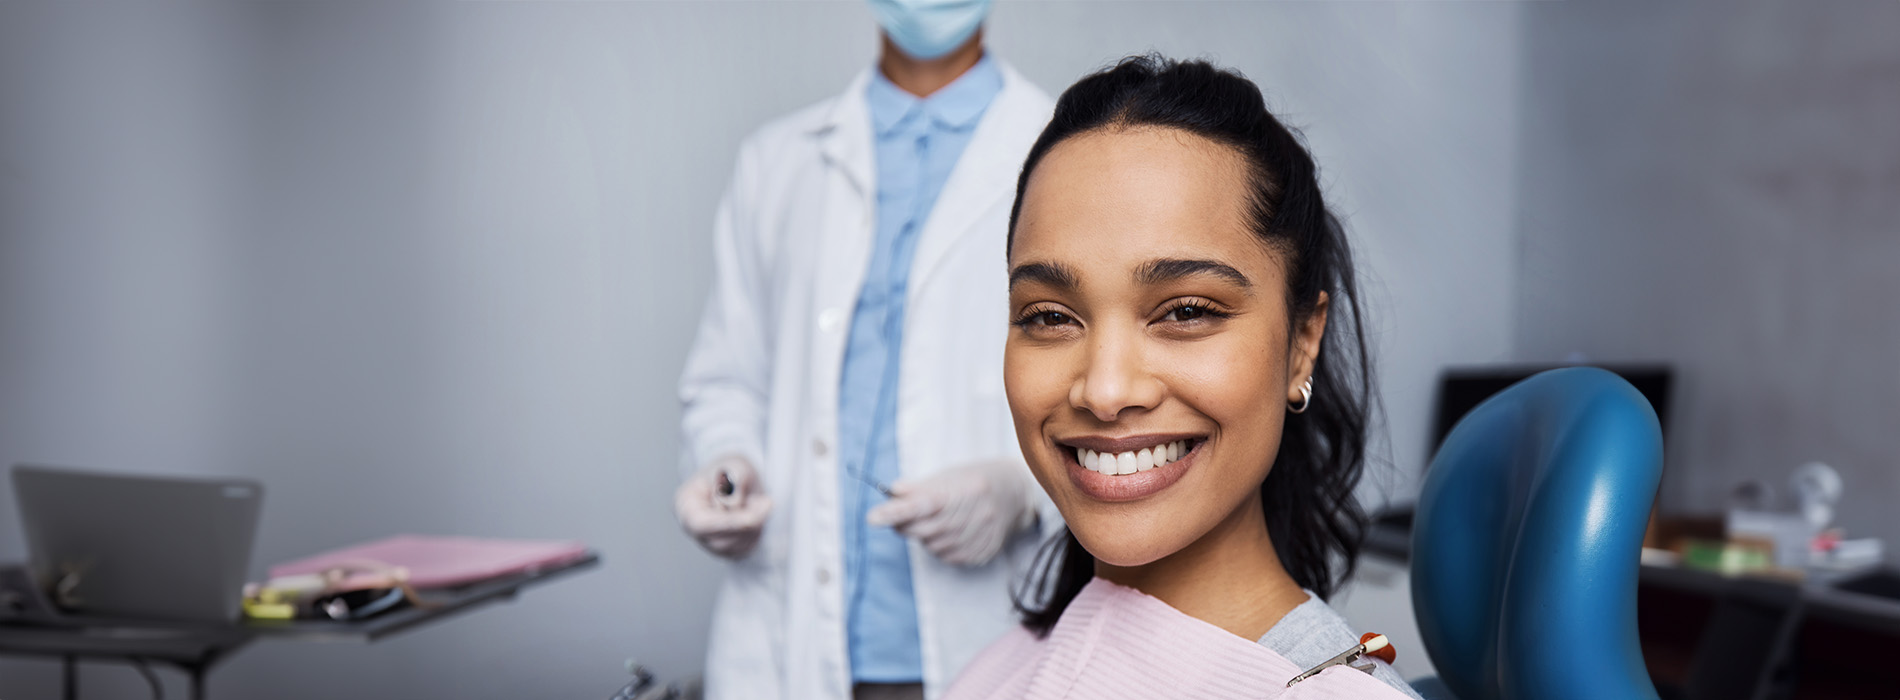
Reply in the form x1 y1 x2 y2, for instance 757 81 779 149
865 458 1038 567
675 454 773 559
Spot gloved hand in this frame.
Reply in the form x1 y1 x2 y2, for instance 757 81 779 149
865 458 1038 567
675 454 773 559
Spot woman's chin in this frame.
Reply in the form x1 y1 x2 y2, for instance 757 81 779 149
1072 529 1183 570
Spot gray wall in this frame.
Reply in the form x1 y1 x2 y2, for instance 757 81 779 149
0 2 1524 697
1513 0 1900 548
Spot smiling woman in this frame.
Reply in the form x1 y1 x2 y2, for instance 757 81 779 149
941 56 1418 699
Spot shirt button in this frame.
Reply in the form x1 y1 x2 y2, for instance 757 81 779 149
812 439 829 457
818 308 844 333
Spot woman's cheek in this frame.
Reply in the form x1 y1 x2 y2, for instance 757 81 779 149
1160 331 1287 468
1004 343 1061 469
1159 336 1271 408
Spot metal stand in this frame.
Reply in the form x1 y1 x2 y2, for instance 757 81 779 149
5 553 598 700
190 661 208 700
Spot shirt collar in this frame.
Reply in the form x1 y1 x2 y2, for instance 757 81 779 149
866 55 1004 137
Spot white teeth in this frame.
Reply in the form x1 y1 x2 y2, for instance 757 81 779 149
1077 440 1195 477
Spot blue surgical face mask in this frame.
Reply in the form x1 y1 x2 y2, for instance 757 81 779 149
867 0 994 61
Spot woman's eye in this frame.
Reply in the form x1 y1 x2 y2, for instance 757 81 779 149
1031 311 1073 327
1013 307 1077 332
1166 305 1206 322
1155 300 1230 328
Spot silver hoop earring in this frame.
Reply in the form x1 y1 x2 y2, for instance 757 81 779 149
1289 378 1313 414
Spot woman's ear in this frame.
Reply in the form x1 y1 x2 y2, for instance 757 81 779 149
1288 291 1329 402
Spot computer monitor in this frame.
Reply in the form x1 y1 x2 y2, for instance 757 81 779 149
1428 364 1673 463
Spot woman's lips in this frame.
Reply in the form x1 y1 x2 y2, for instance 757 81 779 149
1063 440 1202 502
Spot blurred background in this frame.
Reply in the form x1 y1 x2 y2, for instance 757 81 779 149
1 0 1894 697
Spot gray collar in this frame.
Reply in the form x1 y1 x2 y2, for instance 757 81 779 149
1255 591 1425 699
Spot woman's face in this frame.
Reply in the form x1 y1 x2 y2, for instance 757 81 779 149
1005 127 1326 568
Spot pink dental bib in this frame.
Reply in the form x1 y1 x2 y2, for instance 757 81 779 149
944 578 1411 700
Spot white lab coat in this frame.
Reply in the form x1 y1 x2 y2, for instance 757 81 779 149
678 62 1057 700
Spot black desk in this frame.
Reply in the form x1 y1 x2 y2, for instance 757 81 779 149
1368 511 1900 698
0 553 598 700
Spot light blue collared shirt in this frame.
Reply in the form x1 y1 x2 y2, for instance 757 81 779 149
836 56 1003 684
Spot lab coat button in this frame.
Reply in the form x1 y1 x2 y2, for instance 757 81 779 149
816 567 831 585
818 308 845 333
812 439 828 457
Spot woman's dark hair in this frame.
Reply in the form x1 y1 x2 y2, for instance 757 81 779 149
1008 55 1374 637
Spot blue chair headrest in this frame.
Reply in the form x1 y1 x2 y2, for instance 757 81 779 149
1411 367 1664 700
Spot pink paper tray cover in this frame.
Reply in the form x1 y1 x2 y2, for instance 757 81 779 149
269 534 590 589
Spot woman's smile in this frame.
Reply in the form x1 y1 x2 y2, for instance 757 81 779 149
1058 434 1207 501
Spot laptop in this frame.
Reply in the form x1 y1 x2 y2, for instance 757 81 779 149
11 464 264 623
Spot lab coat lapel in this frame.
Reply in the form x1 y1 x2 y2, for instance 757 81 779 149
807 75 878 440
816 70 876 200
907 65 1045 299
809 69 878 363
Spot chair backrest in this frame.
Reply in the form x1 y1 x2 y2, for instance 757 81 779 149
1410 367 1664 700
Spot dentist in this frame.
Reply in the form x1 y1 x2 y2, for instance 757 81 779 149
674 2 1056 700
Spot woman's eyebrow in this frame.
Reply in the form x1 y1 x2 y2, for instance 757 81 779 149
1136 258 1253 292
1008 261 1081 291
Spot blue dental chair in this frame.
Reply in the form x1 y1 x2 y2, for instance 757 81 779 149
1409 367 1665 700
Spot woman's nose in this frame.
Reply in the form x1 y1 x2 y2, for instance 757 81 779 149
1068 327 1163 422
